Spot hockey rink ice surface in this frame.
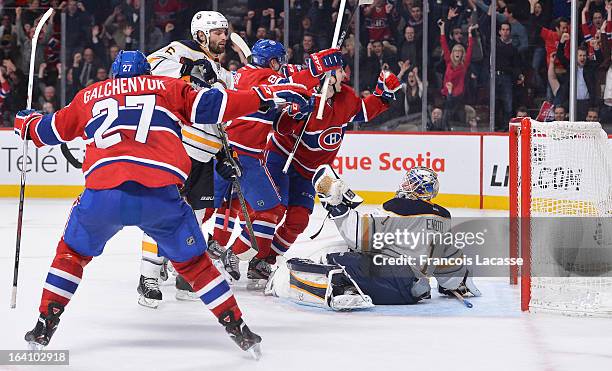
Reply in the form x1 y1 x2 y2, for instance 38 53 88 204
1 199 612 371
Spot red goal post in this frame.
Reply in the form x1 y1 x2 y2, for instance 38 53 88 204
509 117 612 316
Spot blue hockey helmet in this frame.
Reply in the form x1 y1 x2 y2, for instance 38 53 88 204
111 50 151 78
397 167 440 201
251 39 287 67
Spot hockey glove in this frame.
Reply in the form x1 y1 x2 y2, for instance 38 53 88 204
252 83 310 112
14 109 43 140
215 150 242 181
179 57 217 82
286 95 315 121
307 48 343 76
280 64 305 78
373 70 401 103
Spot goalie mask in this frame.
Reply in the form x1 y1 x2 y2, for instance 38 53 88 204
191 11 228 50
397 167 440 201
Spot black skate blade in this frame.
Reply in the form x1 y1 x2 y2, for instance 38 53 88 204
247 343 262 361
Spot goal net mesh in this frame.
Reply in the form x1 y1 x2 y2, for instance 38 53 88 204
520 120 612 316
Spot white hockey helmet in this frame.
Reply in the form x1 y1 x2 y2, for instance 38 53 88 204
397 167 440 201
191 11 228 46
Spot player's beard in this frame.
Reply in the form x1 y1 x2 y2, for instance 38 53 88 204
208 40 225 55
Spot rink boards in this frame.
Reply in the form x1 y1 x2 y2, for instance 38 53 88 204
1 130 611 210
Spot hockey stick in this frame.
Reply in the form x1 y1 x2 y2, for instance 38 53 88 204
451 290 473 308
282 0 372 173
230 32 252 60
316 0 372 120
11 7 54 309
216 123 259 259
60 143 82 169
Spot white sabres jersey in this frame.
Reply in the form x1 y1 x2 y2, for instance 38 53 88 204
147 39 234 162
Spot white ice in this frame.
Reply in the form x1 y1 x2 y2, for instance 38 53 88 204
1 199 611 371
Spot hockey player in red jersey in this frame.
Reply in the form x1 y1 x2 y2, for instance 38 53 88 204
14 50 310 357
260 67 401 270
211 39 344 282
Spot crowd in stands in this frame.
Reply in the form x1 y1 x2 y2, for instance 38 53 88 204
1 0 611 133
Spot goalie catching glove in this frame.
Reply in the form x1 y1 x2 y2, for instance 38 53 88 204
373 70 401 103
313 164 363 219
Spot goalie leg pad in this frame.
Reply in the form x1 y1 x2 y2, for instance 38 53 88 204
327 252 429 305
287 258 374 311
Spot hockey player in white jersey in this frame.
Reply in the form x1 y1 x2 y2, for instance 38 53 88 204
137 11 241 307
265 166 481 311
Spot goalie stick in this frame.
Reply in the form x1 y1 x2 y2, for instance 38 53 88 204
282 0 373 173
11 8 55 309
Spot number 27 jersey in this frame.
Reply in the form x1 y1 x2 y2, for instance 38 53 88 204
26 75 261 190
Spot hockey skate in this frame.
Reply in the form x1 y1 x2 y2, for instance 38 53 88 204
25 303 64 350
175 274 199 301
246 258 272 291
137 275 162 308
207 234 226 260
220 248 241 281
219 310 262 360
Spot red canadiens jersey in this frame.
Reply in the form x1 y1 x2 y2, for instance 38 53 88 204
268 85 388 178
226 64 319 157
26 75 260 190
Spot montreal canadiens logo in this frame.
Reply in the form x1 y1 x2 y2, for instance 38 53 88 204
318 127 343 151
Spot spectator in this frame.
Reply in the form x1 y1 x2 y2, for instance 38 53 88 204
428 106 449 131
554 105 567 121
37 85 58 111
582 0 605 45
541 17 570 72
363 0 397 44
72 47 102 88
439 20 476 126
103 5 136 50
516 106 530 118
556 41 602 120
0 65 11 126
397 61 421 114
498 4 529 55
495 22 524 131
42 101 55 114
15 7 54 74
292 33 316 65
0 14 18 61
398 25 421 69
586 107 599 122
365 40 399 87
406 3 423 43
528 0 548 95
61 0 93 59
94 67 108 83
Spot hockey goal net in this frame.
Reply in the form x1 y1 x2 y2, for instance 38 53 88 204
509 118 612 316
